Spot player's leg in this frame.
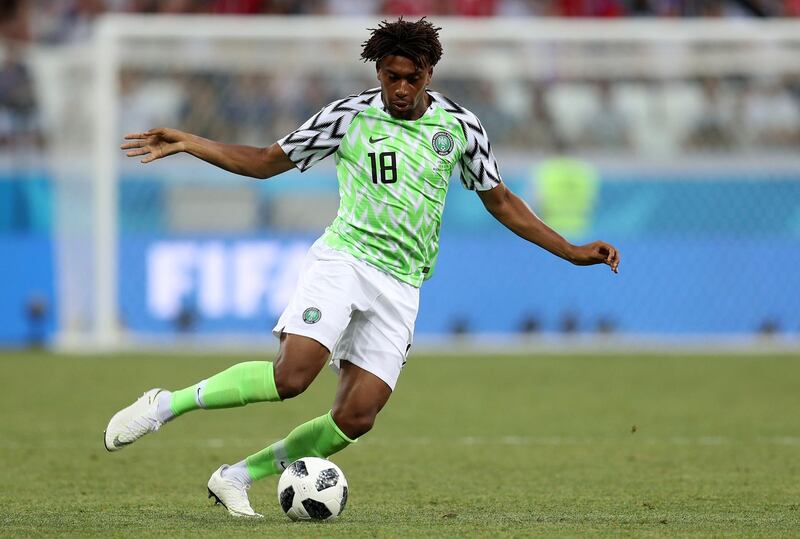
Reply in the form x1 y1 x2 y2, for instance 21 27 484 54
211 279 410 516
330 360 393 439
207 256 415 517
232 249 419 471
242 360 391 479
103 333 330 453
208 361 390 517
104 242 361 453
169 332 329 416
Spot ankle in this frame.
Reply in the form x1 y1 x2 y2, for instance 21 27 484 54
222 461 253 487
156 390 175 423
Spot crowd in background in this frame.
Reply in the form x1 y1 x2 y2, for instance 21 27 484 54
1 0 800 153
117 71 800 155
7 63 800 155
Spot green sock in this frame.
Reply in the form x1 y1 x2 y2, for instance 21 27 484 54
170 361 280 417
245 411 356 481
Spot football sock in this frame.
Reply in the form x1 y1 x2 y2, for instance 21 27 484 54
169 361 281 417
221 461 252 487
156 390 174 423
245 411 356 481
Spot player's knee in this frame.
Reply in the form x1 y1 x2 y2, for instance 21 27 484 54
331 408 376 439
273 370 312 400
272 335 329 400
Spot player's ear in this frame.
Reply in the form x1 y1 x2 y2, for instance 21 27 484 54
426 66 433 86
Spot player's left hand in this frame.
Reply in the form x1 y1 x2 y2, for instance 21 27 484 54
569 241 620 273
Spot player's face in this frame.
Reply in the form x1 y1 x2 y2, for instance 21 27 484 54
377 55 432 120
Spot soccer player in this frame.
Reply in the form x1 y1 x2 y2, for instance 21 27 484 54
107 18 620 518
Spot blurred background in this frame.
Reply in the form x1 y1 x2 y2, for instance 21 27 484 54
1 0 799 350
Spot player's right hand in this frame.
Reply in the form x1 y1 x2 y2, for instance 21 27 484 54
120 128 187 163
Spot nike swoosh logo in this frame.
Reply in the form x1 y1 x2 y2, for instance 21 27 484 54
369 135 389 143
113 435 133 448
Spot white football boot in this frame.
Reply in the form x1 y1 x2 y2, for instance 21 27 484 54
103 388 165 452
207 465 263 518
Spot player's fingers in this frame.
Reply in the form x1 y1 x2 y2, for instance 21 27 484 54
126 148 149 157
120 140 147 150
123 132 148 140
599 244 613 268
609 248 620 273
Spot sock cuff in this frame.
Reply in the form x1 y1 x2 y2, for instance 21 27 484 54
326 411 358 444
237 360 281 403
263 361 281 402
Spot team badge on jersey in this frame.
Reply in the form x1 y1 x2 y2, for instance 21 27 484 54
302 307 322 324
432 131 454 156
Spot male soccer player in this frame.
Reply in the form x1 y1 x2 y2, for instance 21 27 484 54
107 18 620 518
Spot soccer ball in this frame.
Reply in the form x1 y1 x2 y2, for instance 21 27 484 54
277 457 348 521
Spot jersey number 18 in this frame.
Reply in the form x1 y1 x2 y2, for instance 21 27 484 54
368 152 397 184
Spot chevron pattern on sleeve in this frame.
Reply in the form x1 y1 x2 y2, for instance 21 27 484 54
429 92 502 191
278 88 381 172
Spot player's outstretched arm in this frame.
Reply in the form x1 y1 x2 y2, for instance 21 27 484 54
478 183 620 273
120 128 295 179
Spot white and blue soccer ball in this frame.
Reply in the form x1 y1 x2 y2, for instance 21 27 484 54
277 457 348 521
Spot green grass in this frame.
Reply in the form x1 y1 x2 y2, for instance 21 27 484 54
1 351 799 537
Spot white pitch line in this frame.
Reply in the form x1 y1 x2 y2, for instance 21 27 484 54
2 435 799 450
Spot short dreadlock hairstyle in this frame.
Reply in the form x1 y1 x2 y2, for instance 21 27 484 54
361 17 443 69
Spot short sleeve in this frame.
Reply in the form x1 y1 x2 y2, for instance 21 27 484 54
277 89 379 172
456 110 502 191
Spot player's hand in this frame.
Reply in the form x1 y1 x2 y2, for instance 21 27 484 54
120 128 187 163
569 241 620 273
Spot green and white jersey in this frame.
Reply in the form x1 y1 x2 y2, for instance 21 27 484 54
278 88 502 287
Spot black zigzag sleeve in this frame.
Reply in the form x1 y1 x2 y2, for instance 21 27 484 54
452 106 502 191
277 89 378 172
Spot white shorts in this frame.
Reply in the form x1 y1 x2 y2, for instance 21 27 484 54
272 239 420 390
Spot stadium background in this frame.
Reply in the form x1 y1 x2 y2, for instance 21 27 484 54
0 1 799 348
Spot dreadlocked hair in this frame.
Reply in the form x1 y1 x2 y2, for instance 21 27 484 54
361 17 443 68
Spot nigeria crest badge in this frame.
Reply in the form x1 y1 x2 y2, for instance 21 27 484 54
302 307 321 324
432 131 454 156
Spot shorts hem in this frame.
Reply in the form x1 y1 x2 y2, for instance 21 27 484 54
272 324 336 354
330 356 398 392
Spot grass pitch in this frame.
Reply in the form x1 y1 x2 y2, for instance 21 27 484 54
1 351 798 537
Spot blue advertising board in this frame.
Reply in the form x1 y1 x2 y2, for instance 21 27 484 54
0 235 56 345
1 166 799 344
120 233 800 337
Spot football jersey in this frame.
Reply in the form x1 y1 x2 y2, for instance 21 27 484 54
278 87 501 287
